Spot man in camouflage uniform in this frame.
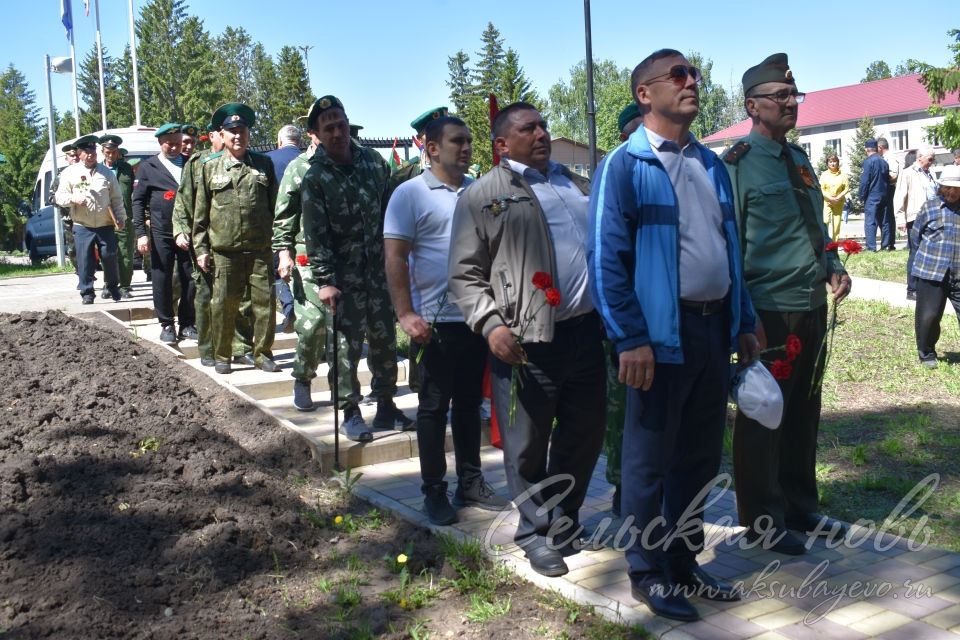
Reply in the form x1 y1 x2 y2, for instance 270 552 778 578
99 135 136 299
49 144 79 268
301 95 412 441
180 124 199 159
274 100 329 411
193 103 279 375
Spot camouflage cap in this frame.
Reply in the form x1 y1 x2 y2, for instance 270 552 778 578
212 103 256 130
155 123 182 138
617 103 642 133
306 95 345 131
742 53 795 95
99 134 123 148
411 107 448 134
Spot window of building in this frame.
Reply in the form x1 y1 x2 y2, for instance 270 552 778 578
825 139 842 157
892 130 909 151
926 130 941 147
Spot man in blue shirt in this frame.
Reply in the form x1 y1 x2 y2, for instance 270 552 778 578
859 138 890 252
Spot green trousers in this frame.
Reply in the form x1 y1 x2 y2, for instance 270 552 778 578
115 222 135 291
193 261 253 360
210 250 274 365
291 265 327 382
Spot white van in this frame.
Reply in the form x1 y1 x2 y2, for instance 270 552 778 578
25 126 159 263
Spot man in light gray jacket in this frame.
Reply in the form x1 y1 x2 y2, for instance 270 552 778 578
894 147 938 300
448 102 606 578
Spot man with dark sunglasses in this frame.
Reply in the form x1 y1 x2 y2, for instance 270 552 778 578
724 53 851 557
590 48 758 621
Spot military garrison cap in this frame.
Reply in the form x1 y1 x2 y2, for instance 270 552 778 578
155 123 182 137
62 143 75 153
99 134 123 148
181 124 199 137
742 53 795 94
119 148 129 157
617 103 642 133
411 107 448 134
74 134 100 151
306 95 345 131
212 103 256 130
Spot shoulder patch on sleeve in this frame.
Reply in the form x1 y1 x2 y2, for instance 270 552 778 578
201 151 223 164
723 141 751 164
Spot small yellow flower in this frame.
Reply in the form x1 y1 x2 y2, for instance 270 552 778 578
396 553 408 564
334 515 344 525
399 598 408 609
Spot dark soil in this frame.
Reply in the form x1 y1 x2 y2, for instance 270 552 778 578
0 311 643 639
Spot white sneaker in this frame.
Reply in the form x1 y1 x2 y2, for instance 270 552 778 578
340 412 373 442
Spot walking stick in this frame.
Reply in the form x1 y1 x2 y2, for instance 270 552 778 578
331 305 341 472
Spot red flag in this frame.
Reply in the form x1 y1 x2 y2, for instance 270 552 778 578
489 93 500 166
388 137 402 171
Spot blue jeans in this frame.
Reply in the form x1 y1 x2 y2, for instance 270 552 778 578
863 201 882 251
74 224 119 298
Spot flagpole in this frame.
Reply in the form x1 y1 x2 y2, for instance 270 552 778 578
94 0 108 130
68 3 80 137
45 55 66 268
128 0 141 126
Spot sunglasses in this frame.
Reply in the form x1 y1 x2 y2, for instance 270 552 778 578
644 65 702 86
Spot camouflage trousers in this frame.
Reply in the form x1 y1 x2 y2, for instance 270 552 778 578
603 340 627 486
291 264 327 382
194 263 255 360
115 221 135 291
327 281 398 411
210 250 274 365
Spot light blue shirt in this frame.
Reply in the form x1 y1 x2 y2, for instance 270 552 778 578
506 158 594 320
383 169 472 323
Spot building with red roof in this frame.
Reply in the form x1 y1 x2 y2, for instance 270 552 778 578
703 74 959 171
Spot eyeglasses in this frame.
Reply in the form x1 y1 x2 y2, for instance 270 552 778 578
644 65 702 87
752 89 806 104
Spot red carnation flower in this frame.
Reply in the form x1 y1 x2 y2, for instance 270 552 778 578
825 241 841 252
841 239 863 255
199 134 209 143
785 334 802 361
544 287 561 307
163 190 176 201
296 254 308 267
770 359 793 381
532 271 552 290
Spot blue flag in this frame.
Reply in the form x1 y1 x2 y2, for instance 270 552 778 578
61 0 73 41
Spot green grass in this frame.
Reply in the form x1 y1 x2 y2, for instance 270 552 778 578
843 248 908 282
0 262 74 279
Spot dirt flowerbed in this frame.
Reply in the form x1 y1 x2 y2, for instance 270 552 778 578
0 311 641 639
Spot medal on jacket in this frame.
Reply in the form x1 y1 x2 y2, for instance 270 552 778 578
798 165 814 188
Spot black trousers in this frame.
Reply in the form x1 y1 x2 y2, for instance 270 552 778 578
734 307 826 532
490 311 606 548
915 273 960 361
623 307 730 583
74 224 120 298
150 231 195 329
906 221 919 295
416 322 487 491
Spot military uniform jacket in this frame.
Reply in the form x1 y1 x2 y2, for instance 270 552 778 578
272 147 314 255
301 141 390 290
193 150 278 255
132 155 180 238
108 159 135 222
172 152 207 238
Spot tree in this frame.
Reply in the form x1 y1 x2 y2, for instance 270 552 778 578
847 116 876 212
816 141 839 175
498 49 537 104
687 52 731 139
176 16 222 129
919 29 960 151
446 51 471 113
215 27 256 105
862 60 892 83
77 44 118 132
546 58 631 153
107 46 136 127
56 109 77 143
0 66 44 249
894 59 925 76
248 44 279 147
470 23 504 95
272 46 313 131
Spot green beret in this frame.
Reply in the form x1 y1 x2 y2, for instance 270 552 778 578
99 134 123 147
212 103 256 130
181 124 199 137
306 95 345 131
411 107 448 134
617 103 642 133
155 123 182 137
206 120 219 133
742 53 796 95
73 134 100 150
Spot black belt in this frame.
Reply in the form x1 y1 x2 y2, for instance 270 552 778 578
679 298 725 315
555 309 599 329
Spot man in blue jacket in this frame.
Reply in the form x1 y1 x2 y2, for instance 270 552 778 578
588 48 758 622
859 138 890 252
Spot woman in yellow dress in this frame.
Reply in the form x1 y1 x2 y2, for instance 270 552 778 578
820 154 849 241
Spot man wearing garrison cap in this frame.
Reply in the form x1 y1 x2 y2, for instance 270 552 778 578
300 95 412 442
99 134 136 298
724 53 851 556
193 103 280 375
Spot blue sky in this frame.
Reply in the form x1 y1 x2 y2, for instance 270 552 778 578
5 1 955 141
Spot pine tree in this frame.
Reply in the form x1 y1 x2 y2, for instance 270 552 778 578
0 66 44 249
56 109 77 142
249 44 279 147
136 0 188 126
471 23 504 95
272 46 313 131
215 27 256 105
77 44 116 132
107 46 136 128
847 116 876 212
446 51 471 113
497 49 536 103
177 16 222 128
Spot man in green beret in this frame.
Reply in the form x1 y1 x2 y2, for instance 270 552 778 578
724 53 852 555
301 95 412 441
193 103 279 374
617 102 643 141
99 134 136 299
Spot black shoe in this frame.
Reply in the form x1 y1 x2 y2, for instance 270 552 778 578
257 357 280 373
785 513 849 538
906 290 917 301
159 325 177 344
233 353 255 366
372 398 415 431
100 288 111 299
423 483 457 526
525 545 568 577
611 484 621 517
282 313 296 333
673 566 741 602
452 478 509 510
293 380 315 412
214 362 232 374
110 288 122 302
744 527 806 556
200 356 216 367
121 289 134 300
81 295 95 305
179 325 199 341
631 579 699 622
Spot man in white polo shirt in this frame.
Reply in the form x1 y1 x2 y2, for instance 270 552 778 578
384 116 508 525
